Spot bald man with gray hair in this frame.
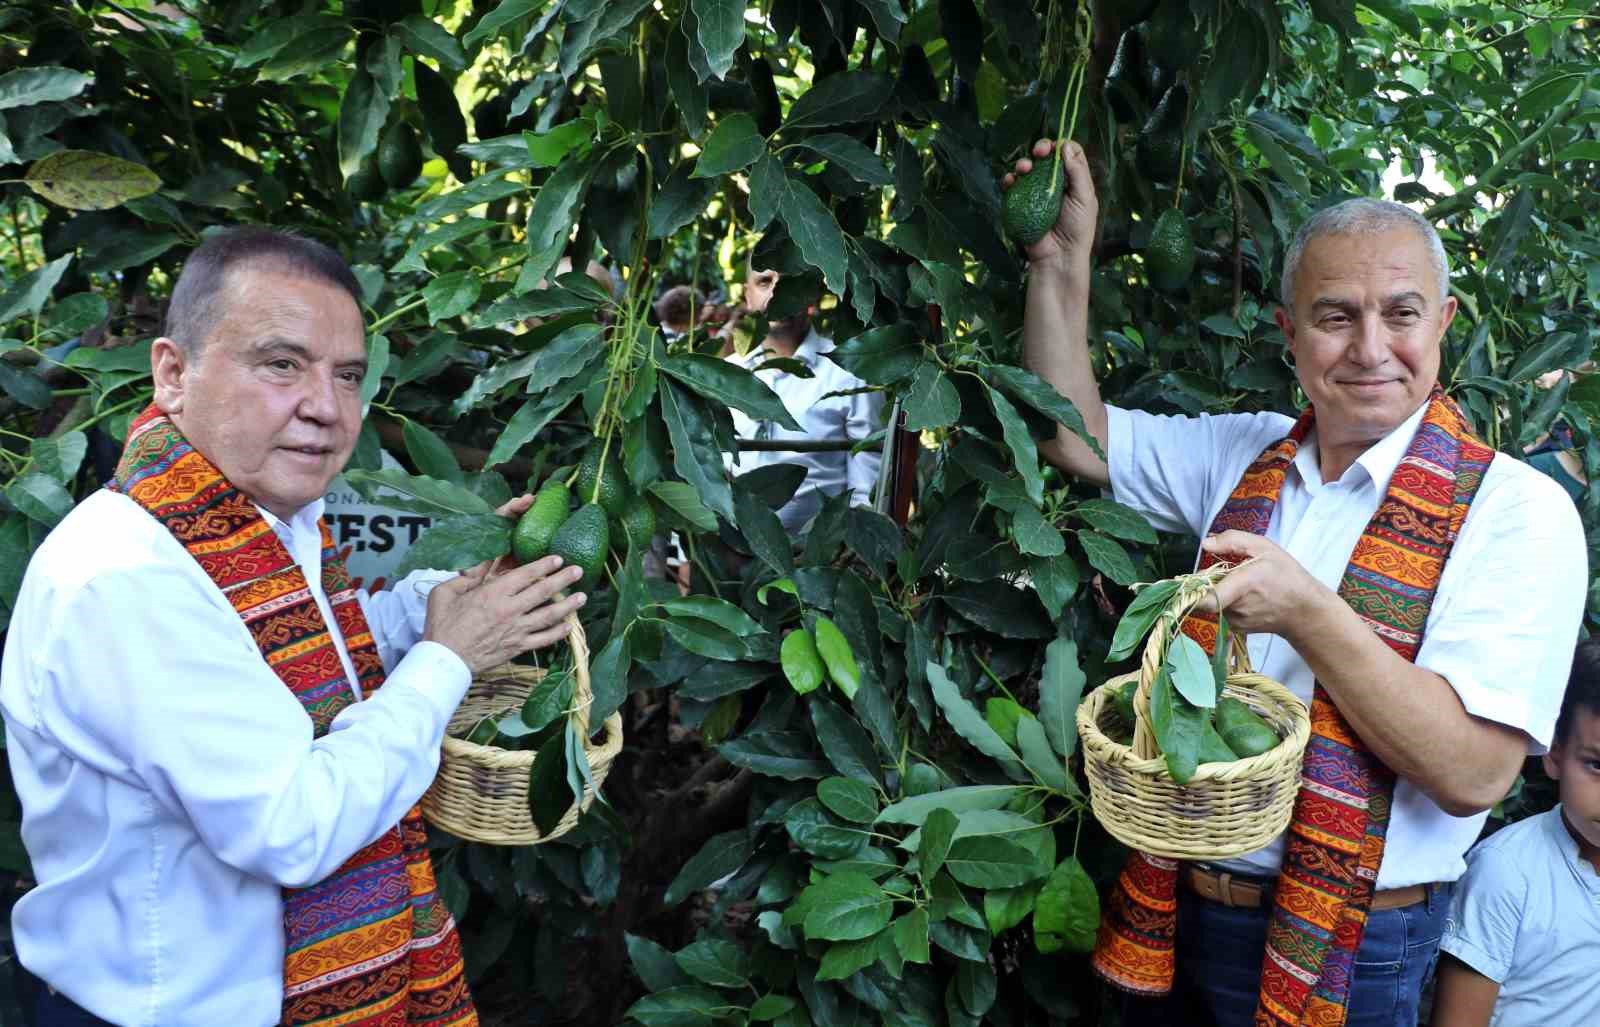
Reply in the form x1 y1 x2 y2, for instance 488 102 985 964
1008 138 1585 1025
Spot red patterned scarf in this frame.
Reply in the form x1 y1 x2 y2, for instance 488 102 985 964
1091 388 1492 1026
111 406 476 1026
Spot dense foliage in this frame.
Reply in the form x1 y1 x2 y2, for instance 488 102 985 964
1 1 1596 1023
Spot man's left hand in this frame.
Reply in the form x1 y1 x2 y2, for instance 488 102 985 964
1195 531 1332 638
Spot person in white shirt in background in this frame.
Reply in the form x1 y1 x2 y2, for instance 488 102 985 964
0 228 585 1026
724 258 885 534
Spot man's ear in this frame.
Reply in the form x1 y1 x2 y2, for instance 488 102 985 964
150 336 189 416
1275 307 1298 359
1436 294 1459 339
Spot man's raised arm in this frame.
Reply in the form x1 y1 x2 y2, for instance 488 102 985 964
1009 139 1110 487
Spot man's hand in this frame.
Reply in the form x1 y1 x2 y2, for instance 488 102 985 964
423 555 585 675
1002 139 1098 271
1195 531 1331 638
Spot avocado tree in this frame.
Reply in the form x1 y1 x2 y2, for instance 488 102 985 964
0 1 1597 1023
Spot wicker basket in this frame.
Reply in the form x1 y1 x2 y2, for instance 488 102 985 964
421 613 624 845
1075 564 1311 860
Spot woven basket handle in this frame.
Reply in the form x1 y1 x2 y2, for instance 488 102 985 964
1129 561 1254 761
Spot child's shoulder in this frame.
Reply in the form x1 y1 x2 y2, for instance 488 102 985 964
1464 809 1561 882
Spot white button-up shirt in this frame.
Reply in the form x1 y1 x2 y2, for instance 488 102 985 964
1106 401 1587 888
0 488 469 1027
726 329 886 532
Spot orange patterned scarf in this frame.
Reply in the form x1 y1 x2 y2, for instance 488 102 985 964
112 406 476 1026
1091 388 1492 1026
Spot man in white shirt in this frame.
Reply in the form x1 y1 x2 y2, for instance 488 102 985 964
725 259 885 533
0 228 586 1026
1010 139 1585 1026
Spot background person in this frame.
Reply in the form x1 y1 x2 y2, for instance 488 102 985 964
1010 138 1587 1026
0 228 585 1027
1430 638 1600 1027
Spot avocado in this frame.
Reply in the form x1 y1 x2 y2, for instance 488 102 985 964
346 154 385 202
1136 82 1187 182
1215 697 1280 758
549 502 609 592
1110 678 1139 732
512 481 571 565
377 121 424 188
1146 207 1195 293
1003 159 1066 247
1104 29 1146 124
1144 0 1200 73
617 495 656 552
575 446 629 518
1199 720 1239 764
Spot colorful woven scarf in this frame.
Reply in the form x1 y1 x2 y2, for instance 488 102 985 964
1091 388 1492 1026
110 406 476 1027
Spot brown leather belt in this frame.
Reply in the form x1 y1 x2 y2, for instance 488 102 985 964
1181 865 1429 911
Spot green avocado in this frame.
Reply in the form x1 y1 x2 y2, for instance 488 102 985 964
377 121 424 188
1146 207 1195 293
1104 29 1146 124
575 446 629 519
511 481 570 565
1199 720 1239 764
617 496 656 552
1215 697 1280 758
346 154 385 202
1110 678 1139 731
1003 159 1066 247
1135 82 1187 183
549 502 609 592
1144 0 1201 72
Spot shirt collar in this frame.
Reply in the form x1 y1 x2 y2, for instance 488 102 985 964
742 327 828 371
1545 804 1600 892
255 497 326 543
1291 399 1431 494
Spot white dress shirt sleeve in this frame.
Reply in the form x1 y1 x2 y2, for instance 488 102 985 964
846 387 886 506
358 568 455 674
34 561 470 889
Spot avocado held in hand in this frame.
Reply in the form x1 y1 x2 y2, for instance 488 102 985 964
511 481 570 565
1004 160 1066 247
549 502 609 592
1215 697 1280 757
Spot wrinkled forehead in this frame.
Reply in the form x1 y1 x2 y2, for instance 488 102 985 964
1296 228 1441 302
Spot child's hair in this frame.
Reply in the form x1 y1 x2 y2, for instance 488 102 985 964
1555 637 1600 745
653 284 702 328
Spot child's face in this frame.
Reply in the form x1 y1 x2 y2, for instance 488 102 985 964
1544 706 1600 865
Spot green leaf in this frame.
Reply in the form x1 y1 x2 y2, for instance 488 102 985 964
829 324 921 386
6 473 72 527
484 362 601 468
659 379 734 523
985 697 1028 749
28 432 86 485
818 777 880 824
78 228 180 274
943 584 1053 639
625 933 691 991
816 935 880 981
660 353 802 430
944 835 1045 888
1149 666 1206 784
780 175 850 297
0 255 72 323
1079 530 1138 586
391 14 467 71
734 477 794 575
985 385 1044 506
785 797 871 859
666 22 709 137
693 113 767 179
0 66 90 110
809 693 880 784
903 361 961 430
336 69 388 180
1029 554 1080 619
689 0 745 80
675 939 748 987
463 0 543 48
402 420 464 484
749 995 796 1021
527 726 574 836
521 667 577 734
987 365 1105 461
926 663 1026 779
521 153 595 290
1555 141 1600 163
1505 329 1590 382
718 731 831 779
801 871 893 941
1038 637 1086 759
234 15 344 68
1016 716 1073 793
624 986 728 1026
1487 189 1536 273
42 292 108 339
985 883 1042 936
22 149 162 212
782 630 826 695
664 830 751 905
1108 579 1181 660
422 271 481 325
656 595 765 637
813 616 860 699
877 785 1029 826
892 908 931 964
783 71 895 132
1245 121 1311 195
918 807 957 885
1074 498 1157 544
1033 856 1099 955
1011 505 1065 557
662 618 746 660
648 162 719 239
522 119 596 169
648 480 718 532
395 513 510 576
795 133 893 185
1166 634 1217 708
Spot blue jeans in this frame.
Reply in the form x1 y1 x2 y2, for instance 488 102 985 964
1121 880 1453 1027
